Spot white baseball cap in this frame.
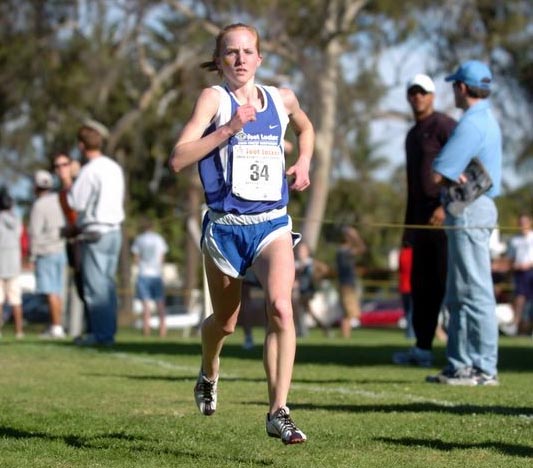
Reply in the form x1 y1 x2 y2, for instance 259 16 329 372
34 169 54 189
406 74 436 93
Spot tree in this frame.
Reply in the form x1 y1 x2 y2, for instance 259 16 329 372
418 0 533 178
2 0 531 297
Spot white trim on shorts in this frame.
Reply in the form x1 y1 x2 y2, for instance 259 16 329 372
202 208 294 279
207 207 287 226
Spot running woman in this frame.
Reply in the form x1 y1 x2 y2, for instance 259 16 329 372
169 23 314 444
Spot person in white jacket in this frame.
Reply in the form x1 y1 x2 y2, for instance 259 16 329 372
0 186 24 338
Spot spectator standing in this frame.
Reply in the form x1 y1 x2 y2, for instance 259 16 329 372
53 152 87 337
398 241 414 339
0 186 24 339
504 213 533 335
29 170 67 339
131 218 169 337
393 74 456 367
294 241 331 337
68 122 125 347
336 226 366 339
20 222 30 268
428 60 502 386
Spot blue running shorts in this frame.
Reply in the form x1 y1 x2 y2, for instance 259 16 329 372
201 208 301 278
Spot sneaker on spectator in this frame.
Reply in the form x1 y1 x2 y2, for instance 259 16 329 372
392 346 434 367
39 326 66 340
194 370 218 416
266 406 307 445
472 369 499 386
500 322 517 336
15 332 25 340
73 334 113 347
242 336 254 350
426 367 477 386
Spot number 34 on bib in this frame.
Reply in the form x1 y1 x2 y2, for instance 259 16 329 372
232 144 284 201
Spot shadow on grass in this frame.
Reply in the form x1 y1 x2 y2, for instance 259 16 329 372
375 436 533 459
0 426 148 447
287 401 533 418
42 331 533 372
0 425 275 465
83 372 404 386
62 340 533 372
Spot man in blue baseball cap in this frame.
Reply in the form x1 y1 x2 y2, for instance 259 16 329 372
428 60 502 386
445 60 493 90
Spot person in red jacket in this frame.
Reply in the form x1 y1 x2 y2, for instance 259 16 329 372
398 241 414 339
53 152 87 335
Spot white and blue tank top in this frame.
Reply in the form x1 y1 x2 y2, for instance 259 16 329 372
198 84 290 215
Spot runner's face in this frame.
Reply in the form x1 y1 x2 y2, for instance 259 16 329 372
218 28 262 85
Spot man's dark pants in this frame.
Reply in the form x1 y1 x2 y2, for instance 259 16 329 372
411 228 447 350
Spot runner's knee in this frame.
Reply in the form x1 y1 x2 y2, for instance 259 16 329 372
213 315 238 336
268 298 293 328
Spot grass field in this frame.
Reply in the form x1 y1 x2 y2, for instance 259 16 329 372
0 326 532 467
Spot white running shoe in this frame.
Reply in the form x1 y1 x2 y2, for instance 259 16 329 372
194 370 218 416
426 367 477 386
266 406 307 445
472 369 499 386
39 326 66 340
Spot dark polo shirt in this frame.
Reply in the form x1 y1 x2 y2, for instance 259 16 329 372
404 111 457 230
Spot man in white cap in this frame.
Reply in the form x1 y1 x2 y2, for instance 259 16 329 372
68 122 125 346
428 60 502 386
393 74 456 367
29 169 67 339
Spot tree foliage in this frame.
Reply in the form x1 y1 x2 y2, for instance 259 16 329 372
0 0 531 283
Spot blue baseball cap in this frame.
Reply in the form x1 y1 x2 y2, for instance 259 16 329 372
445 60 492 90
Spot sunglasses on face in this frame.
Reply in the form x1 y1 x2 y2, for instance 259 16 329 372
407 87 429 97
54 162 70 169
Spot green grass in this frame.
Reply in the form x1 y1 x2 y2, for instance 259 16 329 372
0 326 531 467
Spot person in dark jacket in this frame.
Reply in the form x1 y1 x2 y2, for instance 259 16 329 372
393 74 456 367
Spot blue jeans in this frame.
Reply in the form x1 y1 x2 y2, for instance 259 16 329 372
81 230 122 344
444 195 498 376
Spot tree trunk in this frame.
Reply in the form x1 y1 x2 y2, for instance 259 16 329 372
114 148 133 326
184 168 202 312
302 39 341 250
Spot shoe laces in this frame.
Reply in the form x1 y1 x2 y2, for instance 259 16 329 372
273 408 298 434
197 377 215 402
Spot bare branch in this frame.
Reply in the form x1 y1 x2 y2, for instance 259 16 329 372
341 0 368 33
107 48 194 153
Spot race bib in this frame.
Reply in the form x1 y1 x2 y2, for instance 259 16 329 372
232 144 283 201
